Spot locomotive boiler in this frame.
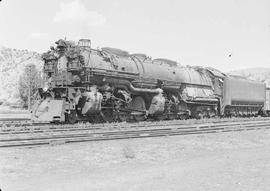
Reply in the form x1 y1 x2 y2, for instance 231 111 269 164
31 39 265 123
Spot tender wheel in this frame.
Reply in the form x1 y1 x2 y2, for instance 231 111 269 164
66 110 78 124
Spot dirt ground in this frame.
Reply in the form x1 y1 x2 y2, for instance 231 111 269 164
1 129 270 191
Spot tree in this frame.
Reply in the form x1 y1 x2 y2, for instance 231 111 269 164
18 64 40 109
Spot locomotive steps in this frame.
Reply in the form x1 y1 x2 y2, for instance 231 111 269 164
1 118 270 148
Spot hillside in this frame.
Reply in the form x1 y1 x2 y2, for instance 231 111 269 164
229 67 270 87
0 46 43 105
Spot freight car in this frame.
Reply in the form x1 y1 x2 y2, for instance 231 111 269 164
31 39 266 123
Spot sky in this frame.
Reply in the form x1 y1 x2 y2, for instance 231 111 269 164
0 0 269 72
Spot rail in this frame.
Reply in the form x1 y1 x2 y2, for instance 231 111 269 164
1 118 270 148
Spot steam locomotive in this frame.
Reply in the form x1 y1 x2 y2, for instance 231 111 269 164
31 39 266 123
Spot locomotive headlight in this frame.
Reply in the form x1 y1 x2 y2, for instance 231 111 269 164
43 86 48 92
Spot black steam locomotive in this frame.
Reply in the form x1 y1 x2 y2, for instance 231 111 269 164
31 39 266 123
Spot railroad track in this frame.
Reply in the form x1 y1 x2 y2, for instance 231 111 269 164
1 116 270 132
0 117 31 127
1 119 270 148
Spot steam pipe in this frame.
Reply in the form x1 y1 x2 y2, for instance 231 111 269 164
128 82 162 94
103 78 162 94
